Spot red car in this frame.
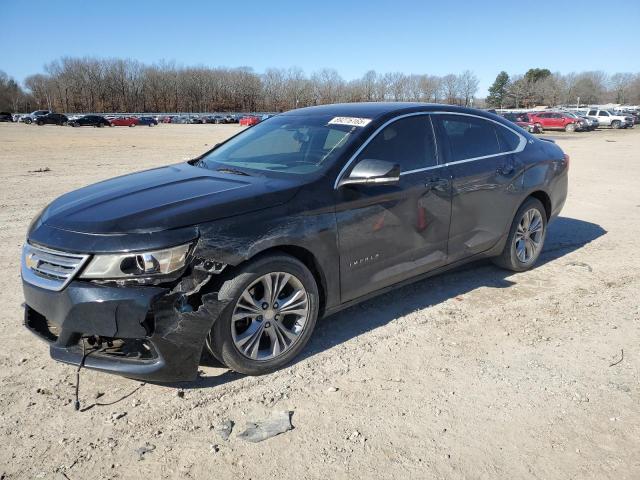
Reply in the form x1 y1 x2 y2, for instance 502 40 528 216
527 112 584 132
501 113 543 133
109 116 139 127
239 115 260 126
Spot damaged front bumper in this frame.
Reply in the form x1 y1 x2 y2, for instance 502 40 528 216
22 271 229 383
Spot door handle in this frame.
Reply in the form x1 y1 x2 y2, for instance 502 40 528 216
497 163 515 176
425 177 449 191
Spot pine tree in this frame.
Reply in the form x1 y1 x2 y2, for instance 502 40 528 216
486 71 510 108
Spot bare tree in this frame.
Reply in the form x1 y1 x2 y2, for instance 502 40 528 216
459 70 479 107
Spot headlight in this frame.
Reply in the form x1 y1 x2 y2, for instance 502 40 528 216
81 243 191 279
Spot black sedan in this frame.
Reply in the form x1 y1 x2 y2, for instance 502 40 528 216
137 116 158 127
35 113 69 126
21 103 568 382
0 111 14 122
69 115 110 127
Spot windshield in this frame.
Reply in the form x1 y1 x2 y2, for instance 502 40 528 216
197 115 361 175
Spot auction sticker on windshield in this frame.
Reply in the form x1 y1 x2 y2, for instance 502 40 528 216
328 117 372 127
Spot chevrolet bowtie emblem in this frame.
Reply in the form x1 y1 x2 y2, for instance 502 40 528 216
25 253 39 270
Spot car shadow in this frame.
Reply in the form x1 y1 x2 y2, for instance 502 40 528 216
177 216 605 390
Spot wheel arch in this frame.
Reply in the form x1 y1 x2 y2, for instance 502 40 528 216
233 244 328 317
525 190 552 220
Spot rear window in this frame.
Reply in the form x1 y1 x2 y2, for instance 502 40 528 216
440 115 501 161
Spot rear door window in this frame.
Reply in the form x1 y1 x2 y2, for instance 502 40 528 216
439 115 501 161
495 125 521 152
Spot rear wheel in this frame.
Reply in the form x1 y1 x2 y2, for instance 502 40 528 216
492 197 547 272
206 254 319 375
611 120 621 129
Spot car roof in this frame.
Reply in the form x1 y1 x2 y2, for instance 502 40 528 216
279 102 492 120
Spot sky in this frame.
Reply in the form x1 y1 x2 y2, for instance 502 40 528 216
2 0 639 96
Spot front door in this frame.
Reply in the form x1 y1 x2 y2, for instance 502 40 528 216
335 114 452 302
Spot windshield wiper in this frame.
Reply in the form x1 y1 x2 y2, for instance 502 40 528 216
216 167 251 176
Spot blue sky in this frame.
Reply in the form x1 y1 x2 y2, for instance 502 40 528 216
2 0 639 96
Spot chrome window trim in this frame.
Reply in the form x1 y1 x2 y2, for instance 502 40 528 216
334 111 527 189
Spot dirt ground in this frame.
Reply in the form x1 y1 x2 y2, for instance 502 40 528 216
0 122 638 480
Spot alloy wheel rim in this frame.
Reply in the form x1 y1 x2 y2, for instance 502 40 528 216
514 208 544 263
231 272 309 361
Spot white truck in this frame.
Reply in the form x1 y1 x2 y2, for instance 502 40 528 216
585 109 633 129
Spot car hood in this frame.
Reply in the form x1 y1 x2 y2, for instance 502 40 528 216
40 163 302 234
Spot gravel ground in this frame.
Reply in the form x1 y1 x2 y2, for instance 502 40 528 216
0 123 638 480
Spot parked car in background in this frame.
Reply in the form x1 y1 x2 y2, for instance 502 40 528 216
527 112 584 132
69 115 111 127
137 116 158 127
562 112 593 131
576 114 598 130
21 103 568 381
585 109 632 129
224 115 235 123
171 116 189 124
239 115 260 126
161 116 175 123
0 112 14 122
109 116 139 127
500 112 543 133
35 113 69 126
23 110 51 124
615 110 639 125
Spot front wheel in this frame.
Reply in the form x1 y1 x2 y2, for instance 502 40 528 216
492 197 547 272
206 254 319 375
565 123 575 132
611 120 621 129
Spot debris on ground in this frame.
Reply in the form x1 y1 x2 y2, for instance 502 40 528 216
237 411 293 443
135 443 156 461
110 412 127 421
566 261 593 272
214 418 234 441
609 349 624 367
28 167 51 173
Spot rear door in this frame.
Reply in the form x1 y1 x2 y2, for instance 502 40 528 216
433 113 525 263
335 114 451 302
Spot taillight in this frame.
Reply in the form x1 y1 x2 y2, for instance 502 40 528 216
563 153 570 169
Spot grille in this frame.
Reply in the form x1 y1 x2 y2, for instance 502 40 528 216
22 243 90 291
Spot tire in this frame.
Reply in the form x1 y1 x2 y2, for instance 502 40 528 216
565 123 575 132
129 124 135 127
62 121 68 126
611 120 621 129
71 123 78 127
492 197 547 272
24 118 32 124
207 253 320 375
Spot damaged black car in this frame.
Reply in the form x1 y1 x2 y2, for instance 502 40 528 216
22 103 568 382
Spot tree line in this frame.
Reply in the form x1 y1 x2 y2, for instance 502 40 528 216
1 57 480 113
2 57 639 114
486 69 640 109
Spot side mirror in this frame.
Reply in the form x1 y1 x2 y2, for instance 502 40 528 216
338 159 400 187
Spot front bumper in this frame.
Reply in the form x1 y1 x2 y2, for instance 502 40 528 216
22 276 227 382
